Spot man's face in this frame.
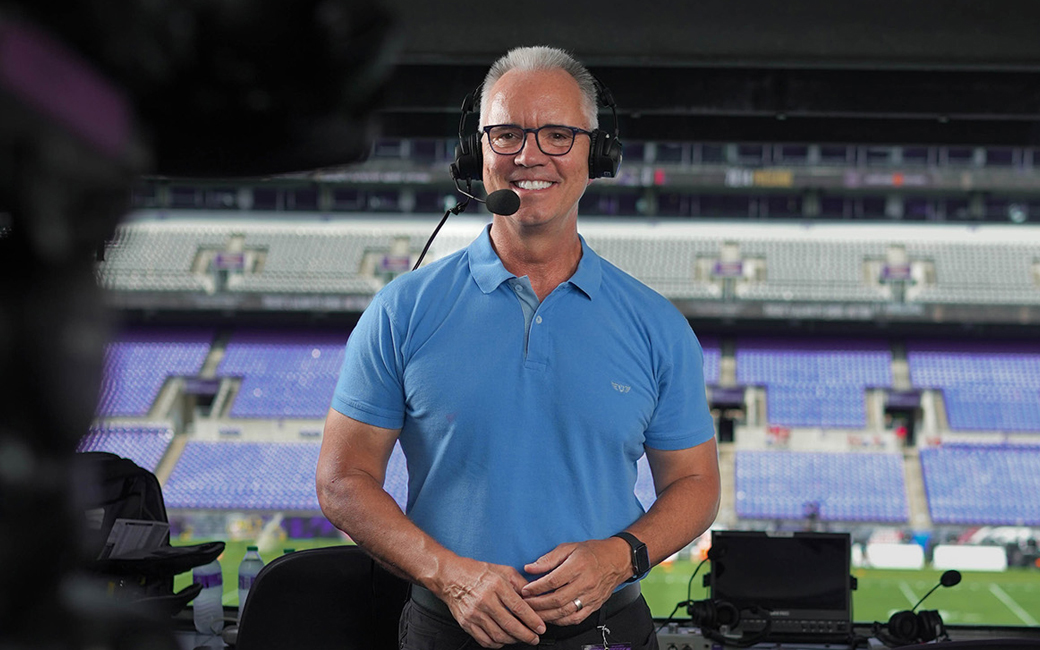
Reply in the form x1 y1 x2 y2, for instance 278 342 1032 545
481 68 591 229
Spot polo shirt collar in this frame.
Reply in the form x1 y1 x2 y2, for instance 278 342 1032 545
468 224 603 301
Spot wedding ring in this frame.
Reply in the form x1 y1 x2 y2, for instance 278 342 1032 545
573 598 583 611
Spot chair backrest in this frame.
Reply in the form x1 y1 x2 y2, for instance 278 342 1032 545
235 545 410 650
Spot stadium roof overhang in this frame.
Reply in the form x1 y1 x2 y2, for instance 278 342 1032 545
376 0 1040 146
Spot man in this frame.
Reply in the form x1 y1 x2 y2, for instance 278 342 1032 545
317 46 720 649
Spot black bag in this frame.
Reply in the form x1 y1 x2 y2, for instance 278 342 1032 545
74 451 224 617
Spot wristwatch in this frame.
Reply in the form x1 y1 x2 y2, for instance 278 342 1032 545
612 531 650 582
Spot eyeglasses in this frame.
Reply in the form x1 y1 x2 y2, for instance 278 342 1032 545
482 124 593 156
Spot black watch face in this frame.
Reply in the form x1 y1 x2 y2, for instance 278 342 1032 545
634 543 649 574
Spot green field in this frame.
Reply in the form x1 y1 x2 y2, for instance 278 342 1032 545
175 540 1040 628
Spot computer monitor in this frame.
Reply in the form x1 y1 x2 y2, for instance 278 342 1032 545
708 530 853 642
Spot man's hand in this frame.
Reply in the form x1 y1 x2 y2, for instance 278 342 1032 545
434 556 546 648
519 538 632 626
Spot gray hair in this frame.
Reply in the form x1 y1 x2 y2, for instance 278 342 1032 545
479 45 599 130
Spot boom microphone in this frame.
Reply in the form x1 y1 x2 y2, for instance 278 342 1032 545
454 183 520 216
911 570 962 612
485 189 521 216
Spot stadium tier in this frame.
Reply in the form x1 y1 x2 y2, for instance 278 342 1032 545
736 339 892 428
920 445 1040 525
736 239 889 302
906 241 1040 305
735 450 909 522
76 426 174 473
163 440 408 511
217 330 347 419
96 220 1040 312
164 441 322 510
907 341 1040 432
587 234 723 300
96 329 214 417
100 225 230 291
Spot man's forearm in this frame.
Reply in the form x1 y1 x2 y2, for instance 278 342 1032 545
625 474 720 567
317 470 450 588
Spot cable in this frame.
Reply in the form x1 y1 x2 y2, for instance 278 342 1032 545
654 556 708 635
411 199 470 271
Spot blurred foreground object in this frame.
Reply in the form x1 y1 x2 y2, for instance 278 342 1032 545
0 0 397 646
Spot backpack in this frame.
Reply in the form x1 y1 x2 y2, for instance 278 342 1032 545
74 451 224 617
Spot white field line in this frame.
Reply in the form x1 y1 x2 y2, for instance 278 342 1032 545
988 584 1039 626
898 581 920 607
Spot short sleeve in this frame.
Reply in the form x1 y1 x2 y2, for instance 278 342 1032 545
330 296 407 430
643 321 716 450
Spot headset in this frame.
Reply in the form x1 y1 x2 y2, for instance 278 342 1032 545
870 570 961 647
873 609 949 647
450 75 624 183
687 598 774 648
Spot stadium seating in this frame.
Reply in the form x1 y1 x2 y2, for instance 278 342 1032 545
736 338 892 428
163 440 407 511
735 449 909 522
907 341 1040 431
905 241 1040 305
96 219 1040 308
217 330 348 419
584 233 723 299
232 227 391 294
96 329 213 417
920 445 1040 525
76 425 174 472
736 239 889 302
99 223 230 291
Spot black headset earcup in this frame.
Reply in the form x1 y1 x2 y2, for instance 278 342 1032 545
887 610 921 645
451 132 483 182
688 600 716 628
688 599 740 631
714 601 741 629
587 129 623 179
915 610 944 642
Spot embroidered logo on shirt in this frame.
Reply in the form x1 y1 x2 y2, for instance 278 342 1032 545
611 381 631 394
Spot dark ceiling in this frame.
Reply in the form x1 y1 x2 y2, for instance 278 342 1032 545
375 0 1040 145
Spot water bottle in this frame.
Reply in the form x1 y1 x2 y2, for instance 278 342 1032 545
237 546 265 619
193 558 224 635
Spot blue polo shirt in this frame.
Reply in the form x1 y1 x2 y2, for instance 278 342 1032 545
332 225 715 575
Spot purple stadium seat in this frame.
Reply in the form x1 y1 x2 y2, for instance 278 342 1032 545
217 331 347 419
736 338 892 428
735 450 908 522
920 444 1040 525
907 341 1040 432
97 329 213 417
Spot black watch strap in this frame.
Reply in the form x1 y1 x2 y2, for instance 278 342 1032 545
611 531 650 582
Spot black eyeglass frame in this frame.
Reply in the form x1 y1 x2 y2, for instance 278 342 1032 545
480 124 594 157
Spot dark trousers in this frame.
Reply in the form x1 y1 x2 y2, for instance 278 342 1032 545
398 596 660 650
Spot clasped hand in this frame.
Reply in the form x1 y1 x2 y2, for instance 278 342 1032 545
438 539 630 649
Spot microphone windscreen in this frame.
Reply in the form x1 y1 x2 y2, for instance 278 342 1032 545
940 570 962 587
486 189 521 216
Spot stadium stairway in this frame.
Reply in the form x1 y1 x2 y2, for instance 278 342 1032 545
716 444 738 527
150 378 184 420
155 434 188 485
903 447 933 529
199 333 230 377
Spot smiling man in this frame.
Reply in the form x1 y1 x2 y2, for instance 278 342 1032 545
317 46 720 650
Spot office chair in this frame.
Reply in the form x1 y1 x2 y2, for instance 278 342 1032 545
235 545 410 650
